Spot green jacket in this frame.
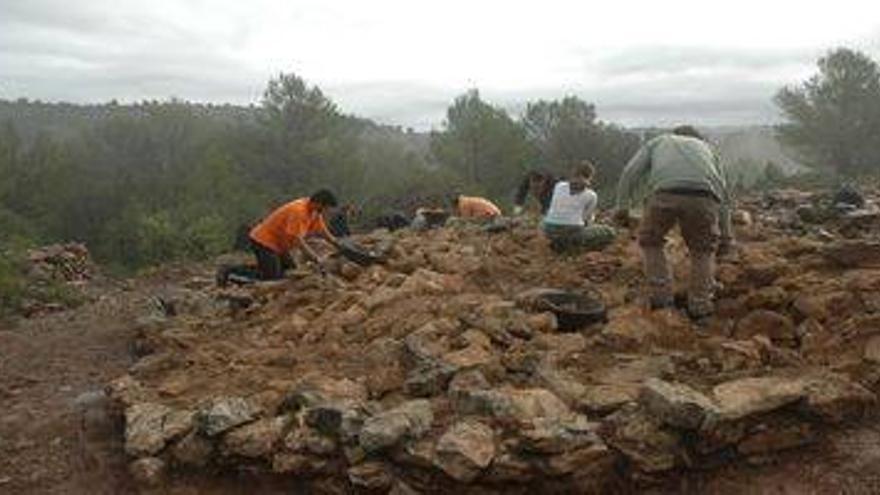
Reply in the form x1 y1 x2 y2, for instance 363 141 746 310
616 134 733 242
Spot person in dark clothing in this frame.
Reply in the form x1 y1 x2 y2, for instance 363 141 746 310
513 169 557 215
327 204 358 238
375 211 411 231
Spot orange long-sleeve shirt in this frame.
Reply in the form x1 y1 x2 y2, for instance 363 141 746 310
249 198 329 254
458 196 501 218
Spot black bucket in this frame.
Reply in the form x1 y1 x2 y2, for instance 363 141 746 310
338 239 383 266
533 289 607 332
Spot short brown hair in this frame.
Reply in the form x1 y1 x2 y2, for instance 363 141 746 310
572 160 595 181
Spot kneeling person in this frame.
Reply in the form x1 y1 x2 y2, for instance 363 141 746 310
219 189 343 285
542 161 615 252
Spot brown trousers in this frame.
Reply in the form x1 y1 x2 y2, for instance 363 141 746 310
638 191 720 315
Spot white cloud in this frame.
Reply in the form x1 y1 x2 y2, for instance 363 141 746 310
1 0 879 128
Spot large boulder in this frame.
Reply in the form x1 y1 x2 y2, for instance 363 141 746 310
578 384 640 416
434 420 496 483
515 415 601 455
640 379 719 430
454 387 570 422
197 397 261 437
801 372 877 423
712 376 806 421
221 416 291 458
602 405 681 473
125 403 194 457
359 400 434 453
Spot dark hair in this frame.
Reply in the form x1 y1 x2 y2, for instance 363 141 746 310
572 160 595 181
672 125 704 141
310 189 338 207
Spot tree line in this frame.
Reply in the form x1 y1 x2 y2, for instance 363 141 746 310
1 47 878 272
0 77 639 269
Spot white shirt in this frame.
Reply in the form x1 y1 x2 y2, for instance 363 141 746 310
543 181 597 226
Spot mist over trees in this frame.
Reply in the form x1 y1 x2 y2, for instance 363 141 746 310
0 75 638 269
775 47 880 176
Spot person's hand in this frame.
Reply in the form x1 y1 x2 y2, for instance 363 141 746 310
315 256 329 276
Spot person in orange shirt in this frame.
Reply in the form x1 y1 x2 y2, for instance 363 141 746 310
454 194 502 219
218 189 343 284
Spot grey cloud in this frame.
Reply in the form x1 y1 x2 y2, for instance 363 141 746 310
2 3 878 130
592 45 818 78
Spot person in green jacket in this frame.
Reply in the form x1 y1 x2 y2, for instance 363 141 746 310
615 125 734 319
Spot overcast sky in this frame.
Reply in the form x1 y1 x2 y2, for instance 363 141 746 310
2 0 879 129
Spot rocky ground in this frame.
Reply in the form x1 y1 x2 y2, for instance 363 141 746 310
2 187 880 494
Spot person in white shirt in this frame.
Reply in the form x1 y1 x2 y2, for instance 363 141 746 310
541 161 616 253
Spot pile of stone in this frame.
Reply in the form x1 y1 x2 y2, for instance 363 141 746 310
107 191 880 492
27 242 92 283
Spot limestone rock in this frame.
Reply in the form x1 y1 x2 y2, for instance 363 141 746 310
222 416 290 458
865 336 880 364
712 376 806 420
404 362 457 398
448 369 490 398
198 396 261 436
485 450 536 483
578 383 639 415
533 363 587 406
171 430 214 468
737 422 816 456
443 343 494 369
129 457 166 487
125 403 194 457
543 443 615 478
734 310 796 344
271 452 328 475
347 462 393 491
434 420 495 483
360 400 433 453
802 373 877 423
283 426 338 456
603 405 681 473
516 415 601 455
640 379 719 430
454 387 570 422
304 401 366 442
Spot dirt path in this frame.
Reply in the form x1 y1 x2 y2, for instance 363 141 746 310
0 280 147 494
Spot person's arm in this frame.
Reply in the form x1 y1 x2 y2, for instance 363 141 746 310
583 190 598 224
292 234 323 264
318 225 343 250
714 154 735 253
615 142 652 213
513 175 530 213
